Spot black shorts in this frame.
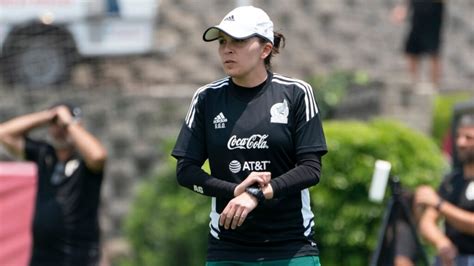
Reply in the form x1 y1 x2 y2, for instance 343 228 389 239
395 220 418 261
404 1 444 55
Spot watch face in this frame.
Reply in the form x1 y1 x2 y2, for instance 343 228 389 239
246 187 264 203
248 187 259 194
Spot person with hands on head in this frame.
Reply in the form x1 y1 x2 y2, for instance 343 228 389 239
0 103 107 266
172 5 327 266
414 113 474 266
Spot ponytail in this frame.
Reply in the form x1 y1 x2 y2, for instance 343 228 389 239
262 32 286 70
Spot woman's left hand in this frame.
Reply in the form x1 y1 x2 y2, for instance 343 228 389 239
234 171 271 196
220 192 258 230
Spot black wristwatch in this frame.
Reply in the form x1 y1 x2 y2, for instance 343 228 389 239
245 187 265 203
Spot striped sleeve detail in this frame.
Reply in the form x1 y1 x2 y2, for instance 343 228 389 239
272 74 318 122
185 77 229 128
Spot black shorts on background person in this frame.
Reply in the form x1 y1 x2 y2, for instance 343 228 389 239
395 219 418 265
405 0 444 56
395 191 419 266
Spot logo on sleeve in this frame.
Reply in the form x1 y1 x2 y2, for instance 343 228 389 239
213 112 227 129
193 185 204 194
270 99 289 124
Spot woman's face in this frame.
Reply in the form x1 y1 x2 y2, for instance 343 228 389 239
218 33 271 81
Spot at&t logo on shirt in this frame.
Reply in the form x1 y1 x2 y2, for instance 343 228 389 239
229 160 271 173
227 134 269 150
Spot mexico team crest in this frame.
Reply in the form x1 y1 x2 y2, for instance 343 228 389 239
270 99 289 124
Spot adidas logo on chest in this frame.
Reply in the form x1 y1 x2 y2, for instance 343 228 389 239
213 112 228 129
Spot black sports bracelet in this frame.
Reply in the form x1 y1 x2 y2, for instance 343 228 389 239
245 187 265 203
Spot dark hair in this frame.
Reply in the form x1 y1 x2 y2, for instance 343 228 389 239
260 32 286 71
50 101 82 124
50 101 81 118
458 113 474 128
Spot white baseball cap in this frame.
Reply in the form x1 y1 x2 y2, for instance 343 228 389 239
203 6 274 44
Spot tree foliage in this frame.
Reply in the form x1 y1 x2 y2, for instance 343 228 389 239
315 119 447 265
307 70 371 120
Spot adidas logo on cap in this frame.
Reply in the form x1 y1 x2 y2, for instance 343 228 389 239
203 6 274 44
223 15 235 22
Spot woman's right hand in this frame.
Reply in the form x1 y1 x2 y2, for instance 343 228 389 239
234 171 271 196
220 192 258 230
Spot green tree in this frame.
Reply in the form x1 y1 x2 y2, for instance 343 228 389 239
315 119 447 266
307 70 371 119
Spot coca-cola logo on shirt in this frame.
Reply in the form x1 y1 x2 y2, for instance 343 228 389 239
227 134 269 150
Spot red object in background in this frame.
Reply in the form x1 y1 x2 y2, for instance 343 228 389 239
0 162 37 266
442 131 453 160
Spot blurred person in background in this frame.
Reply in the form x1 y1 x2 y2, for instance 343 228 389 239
172 5 327 266
391 0 446 91
415 113 474 266
0 103 107 266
